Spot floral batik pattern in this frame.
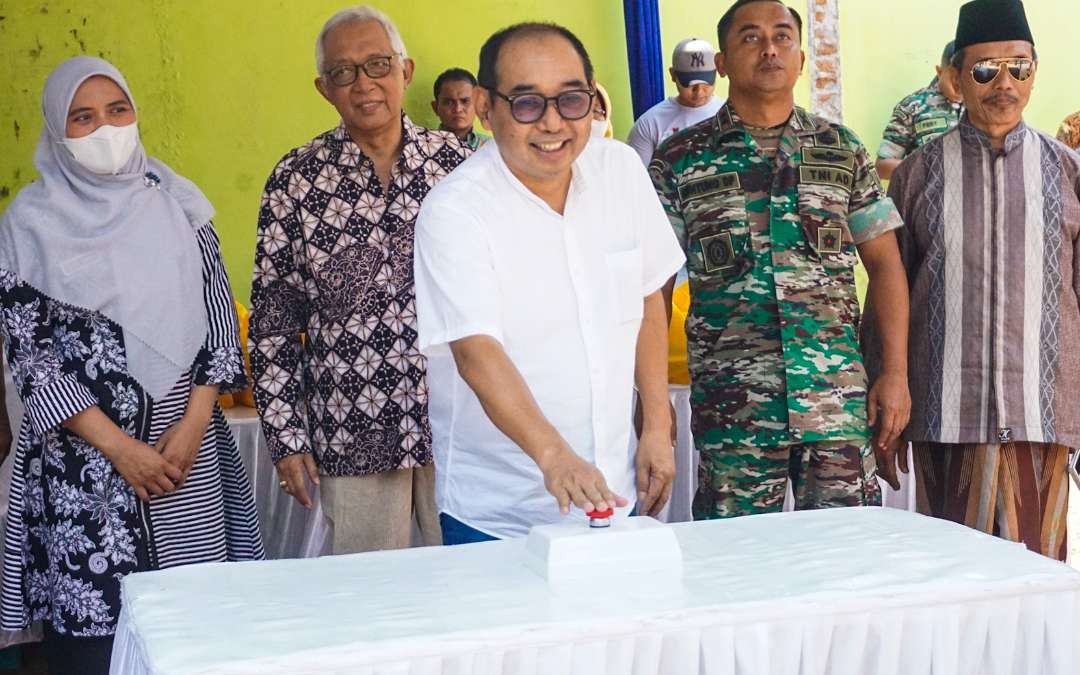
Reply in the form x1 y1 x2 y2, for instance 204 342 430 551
0 222 261 636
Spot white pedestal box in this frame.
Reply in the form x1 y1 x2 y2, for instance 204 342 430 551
523 515 684 584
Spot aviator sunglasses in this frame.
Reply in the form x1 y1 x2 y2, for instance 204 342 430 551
970 58 1035 85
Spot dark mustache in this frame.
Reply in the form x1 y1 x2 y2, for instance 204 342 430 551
983 93 1019 105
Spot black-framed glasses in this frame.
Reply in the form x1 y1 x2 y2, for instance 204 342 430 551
489 88 595 124
970 58 1035 85
324 54 400 87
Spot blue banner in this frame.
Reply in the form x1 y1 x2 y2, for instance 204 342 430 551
623 0 665 120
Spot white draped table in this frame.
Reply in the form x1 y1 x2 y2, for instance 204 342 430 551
109 507 1080 675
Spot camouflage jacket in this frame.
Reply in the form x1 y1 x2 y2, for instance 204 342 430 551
1057 111 1080 151
650 104 903 448
877 79 961 160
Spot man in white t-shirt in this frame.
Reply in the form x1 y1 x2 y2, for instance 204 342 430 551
415 22 685 544
627 37 725 165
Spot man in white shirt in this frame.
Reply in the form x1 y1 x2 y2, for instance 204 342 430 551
627 37 725 165
415 22 685 543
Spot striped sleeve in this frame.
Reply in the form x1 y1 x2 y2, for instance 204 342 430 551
191 222 248 393
24 372 98 437
0 272 98 435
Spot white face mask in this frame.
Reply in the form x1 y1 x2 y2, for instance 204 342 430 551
591 119 609 139
61 122 139 175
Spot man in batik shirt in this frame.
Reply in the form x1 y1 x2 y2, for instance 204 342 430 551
876 41 963 180
250 6 468 553
868 0 1078 560
651 0 911 519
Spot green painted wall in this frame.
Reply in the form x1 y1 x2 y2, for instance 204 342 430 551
841 1 1079 160
1 1 1078 303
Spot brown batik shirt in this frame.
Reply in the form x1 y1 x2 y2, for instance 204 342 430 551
250 114 470 476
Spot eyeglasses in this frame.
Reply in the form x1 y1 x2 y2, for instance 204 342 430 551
970 58 1035 85
489 88 595 124
323 54 400 87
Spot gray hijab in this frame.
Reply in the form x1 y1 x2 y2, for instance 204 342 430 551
0 56 213 401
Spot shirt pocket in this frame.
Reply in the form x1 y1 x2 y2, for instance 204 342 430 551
797 178 858 274
684 188 752 283
605 248 644 324
310 244 383 322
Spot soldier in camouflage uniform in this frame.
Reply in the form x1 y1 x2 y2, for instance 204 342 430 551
650 0 912 519
875 41 962 180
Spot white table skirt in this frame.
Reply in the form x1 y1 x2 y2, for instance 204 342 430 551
224 406 331 559
109 507 1080 675
0 391 332 649
651 385 915 524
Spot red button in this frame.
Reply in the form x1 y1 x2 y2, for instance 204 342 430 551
587 507 614 518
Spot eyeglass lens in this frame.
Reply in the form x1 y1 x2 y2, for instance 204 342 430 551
510 91 593 123
971 59 1033 85
327 56 393 86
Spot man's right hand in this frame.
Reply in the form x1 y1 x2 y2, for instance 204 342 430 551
111 437 184 502
536 445 628 515
276 453 320 509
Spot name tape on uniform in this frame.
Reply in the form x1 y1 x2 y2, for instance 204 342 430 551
915 117 951 135
678 172 741 203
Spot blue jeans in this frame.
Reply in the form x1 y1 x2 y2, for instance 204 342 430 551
439 513 499 545
440 505 640 546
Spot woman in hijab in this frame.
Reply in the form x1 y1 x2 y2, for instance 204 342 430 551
0 56 263 674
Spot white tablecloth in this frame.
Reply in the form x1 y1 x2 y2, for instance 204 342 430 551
653 385 915 524
0 394 333 649
109 507 1080 675
224 406 331 559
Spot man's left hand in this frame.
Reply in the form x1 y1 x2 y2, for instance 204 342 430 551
867 372 911 450
634 399 678 446
155 413 210 488
634 431 675 516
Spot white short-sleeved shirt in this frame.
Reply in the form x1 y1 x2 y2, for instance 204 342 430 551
626 96 725 165
415 138 685 539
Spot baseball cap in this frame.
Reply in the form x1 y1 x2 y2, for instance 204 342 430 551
672 37 717 87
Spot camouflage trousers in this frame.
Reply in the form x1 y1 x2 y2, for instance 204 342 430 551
693 441 882 519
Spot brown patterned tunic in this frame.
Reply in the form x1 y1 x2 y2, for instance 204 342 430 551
250 115 469 476
867 117 1080 447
